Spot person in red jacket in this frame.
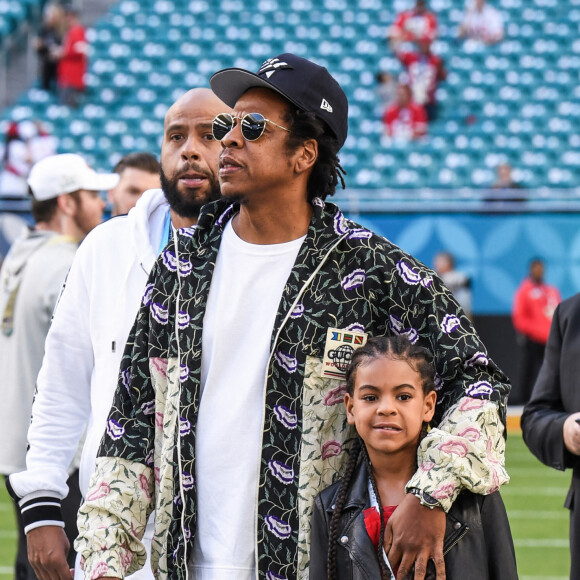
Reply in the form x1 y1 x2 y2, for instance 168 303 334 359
56 5 88 107
388 0 438 50
394 38 447 122
512 258 561 404
383 82 427 141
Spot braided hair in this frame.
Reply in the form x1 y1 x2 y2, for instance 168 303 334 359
326 335 436 580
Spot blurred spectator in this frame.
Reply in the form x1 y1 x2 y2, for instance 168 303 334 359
393 39 447 121
0 153 114 580
108 152 161 217
388 0 438 50
375 71 398 116
55 5 88 107
35 3 65 93
434 251 472 318
383 82 428 142
492 163 522 190
512 258 561 404
458 0 504 45
0 120 58 197
0 122 33 197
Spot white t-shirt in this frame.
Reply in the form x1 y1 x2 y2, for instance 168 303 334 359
191 219 304 579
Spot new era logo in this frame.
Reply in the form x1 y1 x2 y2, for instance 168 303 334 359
320 99 333 113
258 58 292 79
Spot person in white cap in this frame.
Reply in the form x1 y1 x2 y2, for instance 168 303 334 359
0 153 115 580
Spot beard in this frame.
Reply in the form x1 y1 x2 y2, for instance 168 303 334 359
160 165 221 218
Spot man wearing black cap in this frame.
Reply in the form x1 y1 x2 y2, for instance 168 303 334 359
76 54 510 580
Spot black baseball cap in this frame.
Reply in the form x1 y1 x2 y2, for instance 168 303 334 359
209 53 348 148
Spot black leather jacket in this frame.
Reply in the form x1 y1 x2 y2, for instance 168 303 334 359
310 462 518 579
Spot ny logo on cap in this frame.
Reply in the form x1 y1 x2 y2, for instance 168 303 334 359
258 58 292 78
320 99 333 113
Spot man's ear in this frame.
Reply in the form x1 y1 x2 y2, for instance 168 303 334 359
56 193 76 216
294 138 318 175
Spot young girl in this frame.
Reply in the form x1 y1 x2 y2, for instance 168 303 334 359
310 335 518 580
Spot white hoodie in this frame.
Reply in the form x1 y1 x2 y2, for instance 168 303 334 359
9 189 168 575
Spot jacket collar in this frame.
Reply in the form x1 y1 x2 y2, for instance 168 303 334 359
326 460 370 514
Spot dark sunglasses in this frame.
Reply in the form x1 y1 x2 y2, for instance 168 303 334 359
212 112 290 142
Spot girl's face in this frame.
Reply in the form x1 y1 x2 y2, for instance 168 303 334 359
344 356 436 459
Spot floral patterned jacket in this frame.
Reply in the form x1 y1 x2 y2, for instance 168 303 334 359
76 198 510 580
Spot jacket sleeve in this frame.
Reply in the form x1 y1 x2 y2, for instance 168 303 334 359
76 269 162 577
385 257 510 512
521 303 579 471
309 494 330 579
8 241 91 532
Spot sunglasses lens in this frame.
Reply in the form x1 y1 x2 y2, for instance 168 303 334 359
241 113 266 141
212 113 233 140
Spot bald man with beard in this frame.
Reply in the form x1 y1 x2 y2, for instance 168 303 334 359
7 88 228 580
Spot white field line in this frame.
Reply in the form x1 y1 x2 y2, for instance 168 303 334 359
501 486 569 496
514 538 569 548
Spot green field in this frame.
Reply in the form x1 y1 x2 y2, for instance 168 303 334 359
0 430 572 579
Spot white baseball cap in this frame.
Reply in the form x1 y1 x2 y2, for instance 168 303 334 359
27 153 120 201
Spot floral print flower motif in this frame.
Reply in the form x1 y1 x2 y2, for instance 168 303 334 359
177 310 191 329
106 419 124 440
267 572 288 580
151 302 169 325
291 303 304 318
151 357 168 377
347 228 372 240
90 561 110 580
161 249 178 272
432 483 456 500
182 471 195 490
141 400 155 415
121 368 131 393
397 260 421 285
273 405 298 429
142 283 154 306
86 480 110 501
155 412 164 429
145 449 154 466
120 547 132 569
324 384 347 406
178 227 196 238
465 351 489 368
265 515 292 539
437 439 468 457
420 461 435 472
312 196 324 208
466 381 494 397
178 257 192 277
441 313 461 334
179 364 190 383
322 440 342 460
341 269 366 291
458 397 486 412
458 426 481 442
138 474 151 500
420 275 433 288
346 322 365 333
179 417 191 436
389 315 419 344
268 460 295 485
333 211 349 236
274 351 298 373
434 373 444 390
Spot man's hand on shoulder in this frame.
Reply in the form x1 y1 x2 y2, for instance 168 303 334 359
27 526 72 580
385 492 446 579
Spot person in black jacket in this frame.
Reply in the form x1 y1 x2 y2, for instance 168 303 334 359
521 292 580 580
310 335 518 579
